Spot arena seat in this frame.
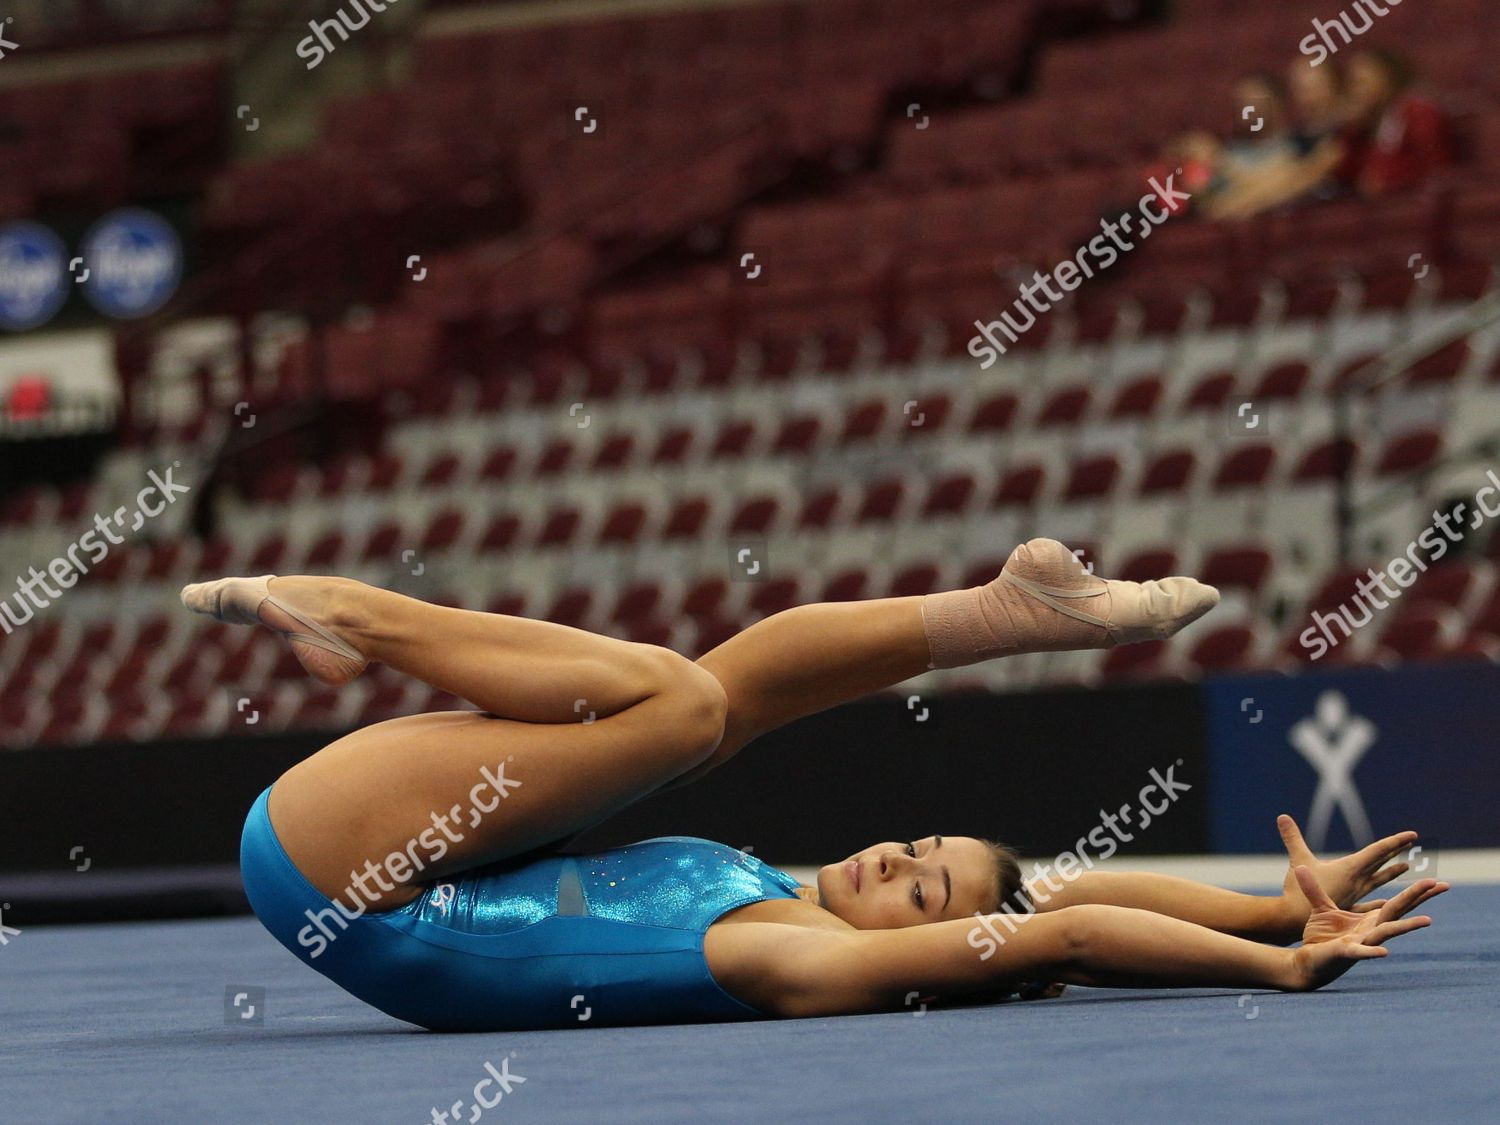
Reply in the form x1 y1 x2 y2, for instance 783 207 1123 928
1100 640 1169 681
968 392 1020 433
923 472 979 518
1375 429 1443 477
1108 374 1165 421
1185 623 1263 673
1212 445 1276 491
993 463 1047 508
1138 450 1197 496
1117 548 1180 583
1062 454 1122 502
1200 546 1274 599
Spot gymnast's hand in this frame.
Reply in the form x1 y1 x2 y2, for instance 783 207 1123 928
1276 814 1417 931
1289 866 1446 991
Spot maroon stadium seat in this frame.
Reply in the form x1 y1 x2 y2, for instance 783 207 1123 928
598 501 649 545
1182 370 1237 413
1118 548 1179 583
968 392 1019 433
662 497 711 540
993 463 1046 507
729 495 780 535
822 568 869 602
421 509 466 552
1139 449 1196 495
748 577 802 617
1200 546 1273 598
840 400 887 445
612 582 664 624
1375 429 1442 477
546 588 594 628
771 415 823 456
592 433 636 471
534 438 575 477
1186 625 1258 672
710 419 758 460
1212 444 1275 491
856 478 906 523
478 513 523 553
1409 562 1484 611
1037 386 1091 427
305 530 347 570
923 472 978 517
1291 438 1357 484
536 506 583 547
480 445 519 482
681 577 729 618
1063 455 1121 502
1108 374 1164 421
889 563 941 598
798 487 843 530
1100 640 1169 681
1252 361 1311 402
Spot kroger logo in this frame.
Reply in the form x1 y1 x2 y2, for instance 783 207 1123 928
80 209 182 320
0 222 68 332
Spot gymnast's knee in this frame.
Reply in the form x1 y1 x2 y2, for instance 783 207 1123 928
649 647 729 761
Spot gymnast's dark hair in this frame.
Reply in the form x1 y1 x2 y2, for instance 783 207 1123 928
933 839 1057 1010
979 839 1031 916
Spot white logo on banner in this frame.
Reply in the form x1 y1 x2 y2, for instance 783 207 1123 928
1288 691 1375 849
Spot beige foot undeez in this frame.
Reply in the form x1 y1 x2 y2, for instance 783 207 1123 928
921 538 1220 669
180 575 368 686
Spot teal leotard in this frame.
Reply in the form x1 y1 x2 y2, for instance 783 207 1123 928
239 786 803 1030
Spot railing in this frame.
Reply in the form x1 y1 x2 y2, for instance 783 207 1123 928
1335 285 1500 561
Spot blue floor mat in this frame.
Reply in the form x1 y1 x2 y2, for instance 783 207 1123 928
4 885 1496 1124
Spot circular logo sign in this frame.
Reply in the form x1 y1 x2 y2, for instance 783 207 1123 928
0 221 68 332
80 208 183 319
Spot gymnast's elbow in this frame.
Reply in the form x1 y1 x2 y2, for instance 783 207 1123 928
1020 905 1098 977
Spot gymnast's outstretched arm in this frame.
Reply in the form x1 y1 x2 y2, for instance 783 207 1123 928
1023 818 1420 944
707 870 1446 1018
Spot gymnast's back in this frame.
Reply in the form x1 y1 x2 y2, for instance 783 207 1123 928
241 787 804 1030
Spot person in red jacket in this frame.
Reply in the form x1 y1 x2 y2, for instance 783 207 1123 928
1344 48 1454 196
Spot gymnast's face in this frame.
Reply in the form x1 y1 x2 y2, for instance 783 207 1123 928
816 835 998 929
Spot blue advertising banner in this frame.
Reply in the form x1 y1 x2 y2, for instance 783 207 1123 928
79 208 183 320
0 221 69 332
1204 663 1500 852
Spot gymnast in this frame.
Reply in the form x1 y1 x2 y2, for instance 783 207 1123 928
183 538 1446 1031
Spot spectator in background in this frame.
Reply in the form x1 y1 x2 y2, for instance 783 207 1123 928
1344 48 1453 195
1206 59 1355 218
1285 56 1351 161
1224 74 1296 170
1150 75 1299 219
1146 130 1226 216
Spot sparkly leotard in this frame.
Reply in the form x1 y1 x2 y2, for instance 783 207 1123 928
239 786 803 1030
